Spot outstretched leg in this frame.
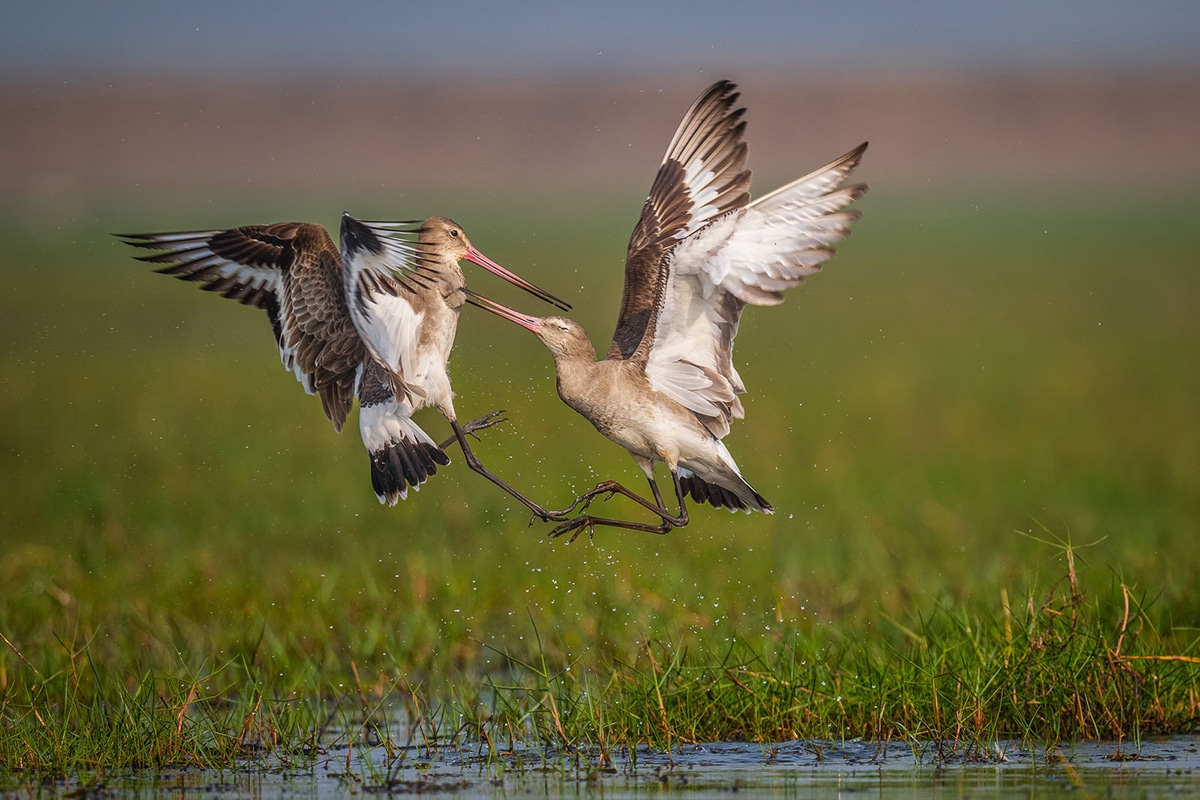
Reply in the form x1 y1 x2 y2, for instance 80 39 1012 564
549 471 690 542
448 418 570 522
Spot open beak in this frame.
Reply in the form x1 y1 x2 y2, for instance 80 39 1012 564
464 289 544 334
462 246 571 312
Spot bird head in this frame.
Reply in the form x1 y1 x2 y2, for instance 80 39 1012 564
420 216 570 311
465 294 594 362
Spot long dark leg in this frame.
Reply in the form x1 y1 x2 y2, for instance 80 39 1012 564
437 410 506 451
647 474 690 527
447 418 568 522
549 471 690 543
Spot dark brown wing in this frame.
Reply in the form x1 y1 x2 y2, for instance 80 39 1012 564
117 222 366 432
607 80 752 361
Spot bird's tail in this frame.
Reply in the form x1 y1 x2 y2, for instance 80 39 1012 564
678 467 773 514
361 405 449 505
358 361 449 505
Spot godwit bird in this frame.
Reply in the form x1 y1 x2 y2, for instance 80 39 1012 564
339 213 571 519
467 80 867 540
117 216 569 508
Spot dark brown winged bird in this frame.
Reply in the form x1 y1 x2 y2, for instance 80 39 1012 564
118 216 569 511
467 80 868 539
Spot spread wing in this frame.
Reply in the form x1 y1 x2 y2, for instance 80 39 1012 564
607 80 752 361
645 142 869 437
117 222 366 432
338 215 427 401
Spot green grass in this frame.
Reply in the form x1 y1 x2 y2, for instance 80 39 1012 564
1 187 1198 782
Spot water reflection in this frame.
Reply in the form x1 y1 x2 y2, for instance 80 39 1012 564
48 736 1200 798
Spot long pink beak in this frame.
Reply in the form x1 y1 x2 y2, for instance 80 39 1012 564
462 246 571 312
464 289 544 334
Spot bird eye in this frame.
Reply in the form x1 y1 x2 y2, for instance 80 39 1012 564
450 229 460 238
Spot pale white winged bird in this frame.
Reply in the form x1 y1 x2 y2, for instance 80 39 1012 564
118 217 569 509
466 80 868 540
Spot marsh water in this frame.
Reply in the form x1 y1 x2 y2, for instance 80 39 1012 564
43 735 1200 798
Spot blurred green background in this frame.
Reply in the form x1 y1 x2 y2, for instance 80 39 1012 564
2 186 1196 665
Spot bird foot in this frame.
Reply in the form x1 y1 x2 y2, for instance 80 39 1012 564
536 493 605 523
549 515 597 544
438 410 507 452
563 481 622 514
539 501 583 521
526 506 574 526
548 512 675 542
531 481 626 528
459 409 507 439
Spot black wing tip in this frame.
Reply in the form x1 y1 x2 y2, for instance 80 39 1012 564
369 439 450 506
113 232 167 250
690 79 743 121
680 474 772 514
344 217 425 252
360 218 422 228
114 235 189 261
114 230 235 261
820 142 870 199
842 143 870 198
113 227 226 238
708 78 740 100
339 212 383 256
837 141 869 167
838 142 870 176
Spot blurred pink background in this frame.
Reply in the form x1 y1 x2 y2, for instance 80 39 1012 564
3 3 1198 218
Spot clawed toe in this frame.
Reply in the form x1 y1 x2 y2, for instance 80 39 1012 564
460 409 507 438
570 484 618 513
531 507 574 524
549 515 595 543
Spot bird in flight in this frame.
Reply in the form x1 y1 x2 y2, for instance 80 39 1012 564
467 80 867 540
118 215 570 510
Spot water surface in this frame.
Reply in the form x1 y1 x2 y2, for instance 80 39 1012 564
50 735 1200 798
